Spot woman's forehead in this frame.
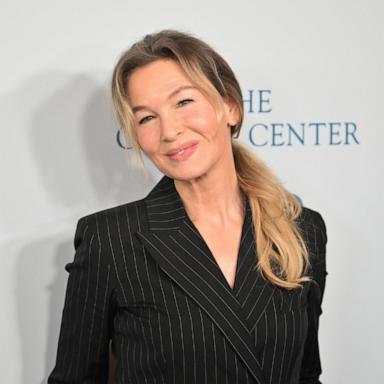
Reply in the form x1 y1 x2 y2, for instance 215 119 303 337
127 59 196 103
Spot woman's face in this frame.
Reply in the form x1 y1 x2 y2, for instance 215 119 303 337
127 59 239 181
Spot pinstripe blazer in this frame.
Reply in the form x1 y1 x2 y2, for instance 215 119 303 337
48 174 327 384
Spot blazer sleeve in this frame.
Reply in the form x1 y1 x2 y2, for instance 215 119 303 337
299 210 328 384
48 216 115 383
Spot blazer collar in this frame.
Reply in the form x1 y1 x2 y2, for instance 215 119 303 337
136 175 275 384
143 175 187 231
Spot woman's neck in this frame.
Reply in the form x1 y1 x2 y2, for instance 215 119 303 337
173 161 245 228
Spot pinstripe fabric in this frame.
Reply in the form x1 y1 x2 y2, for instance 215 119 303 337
48 175 327 384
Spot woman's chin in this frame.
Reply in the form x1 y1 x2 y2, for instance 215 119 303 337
163 167 208 183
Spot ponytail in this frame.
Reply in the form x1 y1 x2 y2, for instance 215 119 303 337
232 140 310 289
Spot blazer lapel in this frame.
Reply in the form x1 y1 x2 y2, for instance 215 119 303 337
232 211 277 333
135 175 275 383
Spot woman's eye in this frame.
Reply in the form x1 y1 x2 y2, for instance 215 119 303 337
138 115 155 125
177 98 193 107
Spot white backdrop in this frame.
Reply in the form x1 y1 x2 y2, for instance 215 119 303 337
1 1 383 382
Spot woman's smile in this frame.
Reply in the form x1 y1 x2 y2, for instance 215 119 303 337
165 141 199 161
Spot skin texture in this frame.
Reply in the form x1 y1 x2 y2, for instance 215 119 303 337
127 59 244 288
127 59 237 182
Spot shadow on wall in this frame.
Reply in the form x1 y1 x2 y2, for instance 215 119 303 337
15 236 72 384
27 71 154 207
12 72 158 383
1 71 158 234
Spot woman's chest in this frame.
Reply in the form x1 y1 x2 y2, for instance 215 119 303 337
111 254 309 383
112 245 309 352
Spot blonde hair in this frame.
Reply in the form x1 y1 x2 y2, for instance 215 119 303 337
111 29 309 289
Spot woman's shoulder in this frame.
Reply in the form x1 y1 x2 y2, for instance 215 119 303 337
72 176 173 249
74 198 148 240
76 175 172 228
296 206 327 246
296 206 328 271
297 206 328 304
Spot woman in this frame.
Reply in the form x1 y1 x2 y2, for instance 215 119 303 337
48 30 327 384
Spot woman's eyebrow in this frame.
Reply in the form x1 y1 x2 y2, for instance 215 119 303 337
167 85 196 100
132 85 196 113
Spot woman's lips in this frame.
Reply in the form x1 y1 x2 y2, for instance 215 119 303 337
166 142 198 161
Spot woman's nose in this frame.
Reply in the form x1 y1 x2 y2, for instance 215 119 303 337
160 115 183 142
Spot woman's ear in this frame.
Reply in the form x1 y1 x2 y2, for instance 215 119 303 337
223 98 240 127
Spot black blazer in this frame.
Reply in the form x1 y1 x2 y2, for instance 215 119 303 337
48 175 327 384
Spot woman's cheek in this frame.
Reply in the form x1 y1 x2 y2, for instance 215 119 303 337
184 113 214 134
137 126 160 153
183 108 217 135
